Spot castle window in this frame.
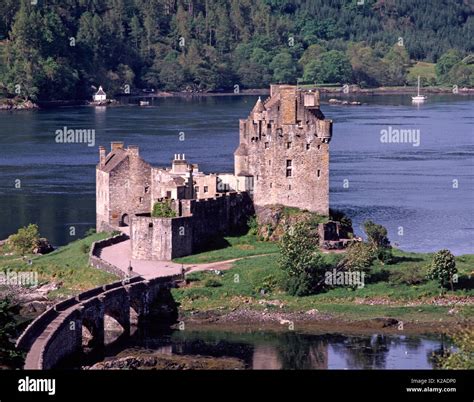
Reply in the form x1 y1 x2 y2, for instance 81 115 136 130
148 223 153 228
267 123 271 128
144 186 150 193
288 185 292 190
286 168 292 177
195 186 199 193
166 191 172 199
286 160 292 167
269 160 271 166
139 197 143 203
306 143 310 150
286 142 292 149
265 142 269 149
317 169 321 178
204 186 209 193
270 183 272 188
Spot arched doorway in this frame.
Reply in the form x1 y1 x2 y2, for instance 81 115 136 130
121 214 129 227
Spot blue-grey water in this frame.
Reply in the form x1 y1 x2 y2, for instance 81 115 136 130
74 329 450 370
0 94 473 254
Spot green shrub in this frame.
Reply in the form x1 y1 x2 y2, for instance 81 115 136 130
247 216 259 235
364 220 390 248
427 249 457 291
8 224 40 255
84 228 96 237
0 298 23 367
255 274 281 294
279 222 327 296
342 242 376 271
80 244 90 254
437 324 473 369
390 265 427 285
152 200 177 218
204 278 222 288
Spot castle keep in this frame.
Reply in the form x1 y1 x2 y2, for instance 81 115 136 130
96 85 333 261
235 85 332 215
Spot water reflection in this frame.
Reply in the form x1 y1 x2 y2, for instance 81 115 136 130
95 329 448 370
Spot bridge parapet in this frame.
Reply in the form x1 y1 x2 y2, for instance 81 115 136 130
17 274 181 369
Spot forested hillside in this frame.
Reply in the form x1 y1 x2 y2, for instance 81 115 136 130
0 0 473 101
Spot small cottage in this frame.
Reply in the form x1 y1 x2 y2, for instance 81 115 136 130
93 86 107 102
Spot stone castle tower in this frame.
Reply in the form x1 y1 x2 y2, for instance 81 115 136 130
234 85 333 215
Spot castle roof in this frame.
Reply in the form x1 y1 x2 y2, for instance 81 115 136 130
101 148 128 173
95 86 106 96
251 97 266 114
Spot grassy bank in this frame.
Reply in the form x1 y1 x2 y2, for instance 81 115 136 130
173 248 474 324
0 232 118 299
173 234 279 264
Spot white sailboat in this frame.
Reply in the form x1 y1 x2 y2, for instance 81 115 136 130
412 76 427 102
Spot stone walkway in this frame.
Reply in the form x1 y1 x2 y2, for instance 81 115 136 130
99 232 267 279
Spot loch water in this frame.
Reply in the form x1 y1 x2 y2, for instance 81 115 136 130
0 94 473 254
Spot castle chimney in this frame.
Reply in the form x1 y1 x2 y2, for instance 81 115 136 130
111 141 124 151
128 145 139 157
99 146 106 166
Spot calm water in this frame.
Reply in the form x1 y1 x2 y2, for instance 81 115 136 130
0 94 473 254
80 328 450 370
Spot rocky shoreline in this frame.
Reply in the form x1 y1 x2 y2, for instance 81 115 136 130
85 351 244 370
177 305 473 335
0 99 39 110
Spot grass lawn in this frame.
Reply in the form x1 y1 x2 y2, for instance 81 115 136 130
173 248 474 322
0 233 118 299
173 234 279 264
408 61 437 84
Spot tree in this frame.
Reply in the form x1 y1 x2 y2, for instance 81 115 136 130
382 46 410 86
8 224 40 255
427 249 457 291
435 49 463 82
302 50 352 84
270 51 298 84
363 220 390 249
363 220 391 263
342 242 375 271
278 222 327 296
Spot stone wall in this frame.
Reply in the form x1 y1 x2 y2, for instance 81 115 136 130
130 191 254 260
96 145 152 230
234 85 332 215
89 233 130 278
131 216 193 260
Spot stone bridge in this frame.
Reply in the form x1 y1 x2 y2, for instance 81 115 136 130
16 274 182 369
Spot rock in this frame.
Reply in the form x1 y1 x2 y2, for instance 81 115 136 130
85 353 245 370
305 309 319 315
35 282 60 295
33 238 54 255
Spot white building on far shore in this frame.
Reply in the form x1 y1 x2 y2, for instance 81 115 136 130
93 86 107 102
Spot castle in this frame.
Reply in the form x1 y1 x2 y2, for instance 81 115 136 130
96 85 333 260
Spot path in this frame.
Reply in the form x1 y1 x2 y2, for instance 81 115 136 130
99 231 273 279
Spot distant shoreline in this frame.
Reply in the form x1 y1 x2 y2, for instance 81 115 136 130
1 85 473 110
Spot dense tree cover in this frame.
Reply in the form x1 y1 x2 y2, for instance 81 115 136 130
0 0 472 101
